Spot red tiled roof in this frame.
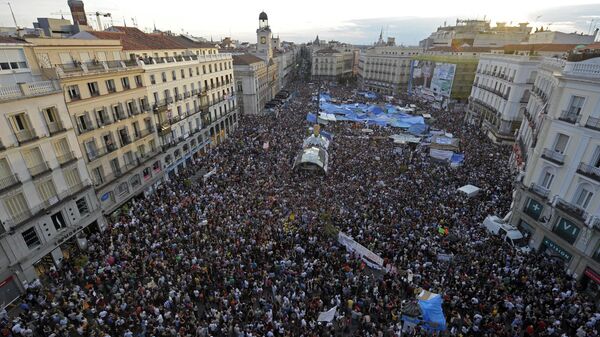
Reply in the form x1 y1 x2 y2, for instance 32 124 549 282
232 53 264 65
583 42 600 50
89 27 215 51
501 43 578 52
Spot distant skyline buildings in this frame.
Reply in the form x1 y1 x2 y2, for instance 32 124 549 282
1 0 599 45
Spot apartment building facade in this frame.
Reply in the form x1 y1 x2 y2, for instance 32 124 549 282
466 54 539 144
0 38 102 304
233 54 268 115
358 46 421 95
140 53 236 175
28 38 164 215
80 27 239 173
312 46 356 82
510 56 600 289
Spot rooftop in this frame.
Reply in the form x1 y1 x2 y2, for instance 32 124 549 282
86 27 216 51
232 53 264 65
315 47 341 54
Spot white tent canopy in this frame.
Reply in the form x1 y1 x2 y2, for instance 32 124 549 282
457 184 480 197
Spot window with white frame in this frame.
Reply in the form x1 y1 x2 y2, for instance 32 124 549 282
566 95 585 115
540 169 555 189
573 184 594 209
553 133 569 154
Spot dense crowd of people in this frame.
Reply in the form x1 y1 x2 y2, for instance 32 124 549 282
1 77 599 337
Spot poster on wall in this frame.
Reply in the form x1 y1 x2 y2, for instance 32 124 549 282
409 60 456 101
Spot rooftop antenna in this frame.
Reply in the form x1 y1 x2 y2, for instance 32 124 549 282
131 17 137 27
123 17 127 27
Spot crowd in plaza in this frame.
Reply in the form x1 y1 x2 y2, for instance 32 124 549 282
1 78 599 337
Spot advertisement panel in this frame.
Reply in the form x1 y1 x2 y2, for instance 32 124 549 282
409 60 456 101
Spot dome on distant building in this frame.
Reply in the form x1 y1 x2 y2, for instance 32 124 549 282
259 12 268 21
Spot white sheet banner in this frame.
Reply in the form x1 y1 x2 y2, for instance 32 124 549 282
338 232 384 269
317 306 337 322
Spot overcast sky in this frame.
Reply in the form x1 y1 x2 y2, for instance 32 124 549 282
2 0 600 45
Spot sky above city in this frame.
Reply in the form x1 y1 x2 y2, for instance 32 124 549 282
2 0 600 45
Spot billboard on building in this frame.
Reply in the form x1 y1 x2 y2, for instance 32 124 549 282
409 60 456 101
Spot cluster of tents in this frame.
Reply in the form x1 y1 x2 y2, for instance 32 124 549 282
307 93 427 129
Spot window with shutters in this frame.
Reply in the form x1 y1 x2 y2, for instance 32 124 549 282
23 147 46 176
4 192 29 221
540 169 554 189
63 167 81 188
0 158 16 189
22 227 40 248
35 178 57 204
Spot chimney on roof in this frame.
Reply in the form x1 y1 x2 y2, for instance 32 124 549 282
68 0 88 26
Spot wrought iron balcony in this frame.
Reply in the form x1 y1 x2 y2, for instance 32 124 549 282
577 162 600 182
542 148 565 165
0 173 20 192
14 128 38 144
47 121 67 135
554 197 587 221
585 116 600 131
558 110 581 124
530 183 550 199
28 161 51 178
57 151 77 166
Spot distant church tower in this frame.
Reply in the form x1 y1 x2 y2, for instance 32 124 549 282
256 11 273 62
68 0 88 26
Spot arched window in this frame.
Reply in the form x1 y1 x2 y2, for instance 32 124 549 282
573 182 595 209
538 166 556 190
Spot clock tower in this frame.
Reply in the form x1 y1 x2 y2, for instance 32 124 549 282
256 11 273 62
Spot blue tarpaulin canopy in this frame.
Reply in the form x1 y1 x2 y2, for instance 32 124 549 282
307 113 317 123
417 290 447 331
318 101 425 129
408 124 429 136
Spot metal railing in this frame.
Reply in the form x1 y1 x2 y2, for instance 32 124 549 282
542 148 565 164
0 173 20 191
577 162 600 181
120 134 132 147
47 121 66 135
134 127 154 140
558 110 581 124
530 183 550 199
585 116 600 131
85 143 118 162
14 128 38 144
554 197 587 220
57 151 76 165
28 161 50 177
3 180 91 229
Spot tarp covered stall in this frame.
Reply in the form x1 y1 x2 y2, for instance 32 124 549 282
303 135 330 150
430 135 460 152
390 134 421 144
293 147 329 173
407 124 429 136
457 184 480 197
430 149 454 161
417 289 447 331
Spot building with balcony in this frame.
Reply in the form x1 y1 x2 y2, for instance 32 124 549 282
0 38 102 304
509 55 600 291
358 45 421 96
233 53 269 115
139 53 236 175
75 27 238 175
27 37 163 214
311 45 357 82
466 54 541 144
